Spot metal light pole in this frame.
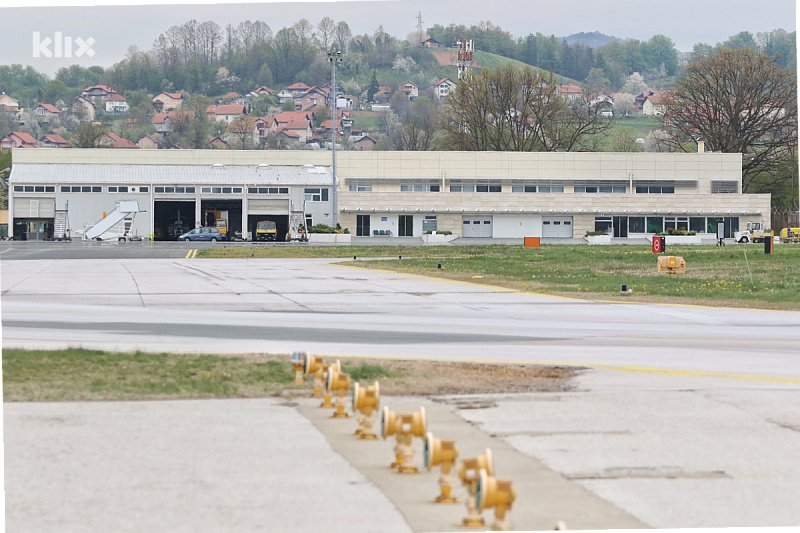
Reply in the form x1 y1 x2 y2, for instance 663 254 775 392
327 48 342 228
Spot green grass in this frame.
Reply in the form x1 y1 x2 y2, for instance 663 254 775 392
198 244 800 308
2 348 300 402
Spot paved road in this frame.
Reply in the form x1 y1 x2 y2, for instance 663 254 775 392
3 256 800 530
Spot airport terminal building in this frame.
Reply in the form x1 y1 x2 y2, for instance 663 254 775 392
8 148 769 241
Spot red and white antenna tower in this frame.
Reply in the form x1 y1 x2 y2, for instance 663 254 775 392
456 38 474 80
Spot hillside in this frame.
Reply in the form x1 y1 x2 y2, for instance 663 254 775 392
428 48 578 85
563 31 625 48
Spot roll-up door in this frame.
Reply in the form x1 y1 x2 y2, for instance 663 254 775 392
13 197 55 218
248 199 290 215
542 216 573 238
462 216 493 238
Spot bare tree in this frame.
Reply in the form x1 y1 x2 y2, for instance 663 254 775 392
69 122 107 148
333 21 352 51
665 48 798 192
293 18 316 64
317 17 335 50
440 64 612 152
228 115 256 149
197 21 221 64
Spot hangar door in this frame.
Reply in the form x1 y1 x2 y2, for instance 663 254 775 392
462 216 493 238
248 199 290 215
13 198 55 218
248 199 290 241
542 216 573 238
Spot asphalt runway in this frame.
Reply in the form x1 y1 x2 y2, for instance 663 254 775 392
3 255 800 530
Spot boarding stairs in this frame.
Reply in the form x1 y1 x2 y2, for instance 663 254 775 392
84 200 140 241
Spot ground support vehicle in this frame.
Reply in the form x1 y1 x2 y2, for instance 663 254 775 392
780 227 800 243
735 222 774 243
256 220 277 241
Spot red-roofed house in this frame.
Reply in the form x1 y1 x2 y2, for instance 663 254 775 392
1 131 39 149
251 86 276 96
137 134 160 149
278 121 312 143
421 37 441 48
642 91 672 116
557 84 584 100
105 93 129 114
71 96 96 122
152 111 194 133
33 103 61 122
433 78 457 100
207 104 247 124
152 92 183 111
221 92 241 100
39 133 69 148
82 85 118 103
99 132 139 149
0 92 19 111
351 134 377 151
294 86 328 111
207 136 229 149
278 82 311 103
400 81 420 100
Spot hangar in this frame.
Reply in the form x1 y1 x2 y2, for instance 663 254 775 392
7 148 769 241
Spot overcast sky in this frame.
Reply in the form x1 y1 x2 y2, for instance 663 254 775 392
1 0 796 76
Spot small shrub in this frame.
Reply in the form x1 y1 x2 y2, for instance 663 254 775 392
585 230 609 237
424 230 452 235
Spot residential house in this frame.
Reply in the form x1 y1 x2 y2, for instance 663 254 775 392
81 85 118 104
105 94 129 114
421 37 441 48
152 92 184 112
39 133 69 148
0 92 19 111
152 111 194 134
251 86 276 97
226 116 260 148
557 84 584 101
433 78 457 101
33 104 62 122
271 111 314 134
207 104 247 124
71 96 96 122
588 92 614 115
276 130 302 145
99 132 139 149
137 134 160 149
278 120 313 143
207 136 229 149
400 81 420 100
642 91 672 116
295 86 328 111
351 134 377 151
1 132 39 149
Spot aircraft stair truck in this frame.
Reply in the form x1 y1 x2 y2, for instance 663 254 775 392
734 221 774 244
205 209 229 239
255 220 278 241
286 209 309 242
84 201 141 241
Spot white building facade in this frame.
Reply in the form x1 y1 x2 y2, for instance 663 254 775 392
8 149 769 242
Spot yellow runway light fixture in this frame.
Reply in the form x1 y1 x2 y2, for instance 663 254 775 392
326 363 351 418
319 360 340 408
303 354 326 398
657 255 686 278
291 351 306 385
424 432 459 503
476 469 516 531
457 448 494 527
352 381 380 439
381 406 427 473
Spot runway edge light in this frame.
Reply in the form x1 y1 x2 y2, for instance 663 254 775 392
424 431 459 503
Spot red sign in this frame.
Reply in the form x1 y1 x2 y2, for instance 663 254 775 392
652 236 665 254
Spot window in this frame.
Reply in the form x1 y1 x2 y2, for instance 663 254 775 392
34 186 44 192
118 186 128 193
140 186 149 193
712 181 738 194
222 187 232 194
14 186 22 192
91 186 101 193
61 186 70 192
108 186 117 192
538 185 564 193
400 181 440 192
690 217 705 233
450 180 475 192
512 181 537 193
422 215 437 233
475 180 501 193
637 185 675 194
356 214 371 236
664 217 689 231
201 187 211 193
165 187 175 193
349 180 372 192
212 187 222 193
81 186 91 192
646 217 664 233
629 217 646 233
155 187 164 193
594 217 612 233
304 188 329 202
71 186 81 192
233 187 242 193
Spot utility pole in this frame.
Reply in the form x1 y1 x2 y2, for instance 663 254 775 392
327 47 342 227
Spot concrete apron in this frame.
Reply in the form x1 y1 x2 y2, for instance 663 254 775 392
297 395 647 532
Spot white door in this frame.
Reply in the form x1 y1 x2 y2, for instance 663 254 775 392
542 216 573 238
462 216 493 238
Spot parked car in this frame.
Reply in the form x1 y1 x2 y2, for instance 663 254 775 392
178 227 226 242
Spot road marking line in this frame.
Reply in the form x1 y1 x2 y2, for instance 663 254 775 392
185 250 197 259
0 248 12 254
